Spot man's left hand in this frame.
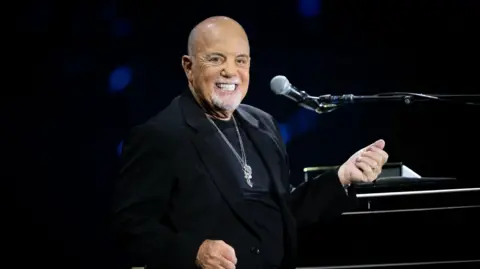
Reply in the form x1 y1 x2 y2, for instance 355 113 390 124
338 139 389 185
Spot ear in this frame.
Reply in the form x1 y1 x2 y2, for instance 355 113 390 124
181 55 193 81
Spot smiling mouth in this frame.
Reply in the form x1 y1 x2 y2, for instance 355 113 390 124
215 83 238 92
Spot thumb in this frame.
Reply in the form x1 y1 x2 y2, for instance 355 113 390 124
368 139 385 150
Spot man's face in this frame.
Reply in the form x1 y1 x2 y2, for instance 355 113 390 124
182 24 250 115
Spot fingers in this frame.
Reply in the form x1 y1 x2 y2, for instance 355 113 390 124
216 241 237 269
364 147 389 166
346 140 389 183
197 240 237 269
355 161 376 181
220 242 237 265
218 258 236 269
202 258 235 269
356 148 388 182
357 153 378 168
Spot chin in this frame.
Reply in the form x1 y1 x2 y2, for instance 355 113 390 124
211 92 242 112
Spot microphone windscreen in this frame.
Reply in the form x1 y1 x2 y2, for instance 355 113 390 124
270 75 290 95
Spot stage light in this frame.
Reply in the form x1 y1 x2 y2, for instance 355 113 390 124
109 66 132 92
299 0 321 17
279 108 320 144
279 123 291 144
117 140 123 156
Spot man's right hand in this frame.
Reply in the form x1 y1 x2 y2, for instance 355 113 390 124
196 240 237 269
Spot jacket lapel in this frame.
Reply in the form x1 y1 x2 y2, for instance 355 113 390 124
180 92 261 239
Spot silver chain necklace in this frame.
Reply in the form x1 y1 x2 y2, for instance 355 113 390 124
206 115 253 187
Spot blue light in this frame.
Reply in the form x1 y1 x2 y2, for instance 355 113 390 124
279 123 291 144
278 108 320 144
117 140 124 156
109 66 132 92
293 109 317 134
299 0 321 17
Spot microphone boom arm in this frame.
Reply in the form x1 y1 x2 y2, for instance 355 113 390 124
314 94 415 105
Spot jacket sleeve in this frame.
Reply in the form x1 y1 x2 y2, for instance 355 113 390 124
268 116 357 228
290 169 358 227
111 124 204 269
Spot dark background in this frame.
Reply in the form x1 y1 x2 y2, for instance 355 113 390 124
12 0 479 268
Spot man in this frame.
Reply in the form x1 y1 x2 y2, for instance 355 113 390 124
112 16 388 269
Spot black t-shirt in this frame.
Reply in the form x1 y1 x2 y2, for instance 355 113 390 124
211 117 284 268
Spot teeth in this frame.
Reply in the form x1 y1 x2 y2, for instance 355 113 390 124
216 83 236 91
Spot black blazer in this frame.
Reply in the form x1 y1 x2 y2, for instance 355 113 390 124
111 91 356 269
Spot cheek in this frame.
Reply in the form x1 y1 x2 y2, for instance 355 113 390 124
193 69 208 87
193 67 220 99
240 70 250 90
199 66 220 84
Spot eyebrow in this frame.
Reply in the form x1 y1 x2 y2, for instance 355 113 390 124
207 52 250 58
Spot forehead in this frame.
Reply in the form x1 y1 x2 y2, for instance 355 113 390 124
196 26 250 56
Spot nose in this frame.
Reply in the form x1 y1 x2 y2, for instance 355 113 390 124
221 59 237 77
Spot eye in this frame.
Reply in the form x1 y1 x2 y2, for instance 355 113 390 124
209 56 223 63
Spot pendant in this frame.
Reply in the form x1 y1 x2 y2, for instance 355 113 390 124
244 164 253 187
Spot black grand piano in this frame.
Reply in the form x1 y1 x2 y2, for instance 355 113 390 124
296 163 480 268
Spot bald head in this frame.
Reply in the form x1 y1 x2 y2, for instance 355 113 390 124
187 16 249 56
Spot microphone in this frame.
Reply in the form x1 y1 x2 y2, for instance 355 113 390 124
270 75 338 114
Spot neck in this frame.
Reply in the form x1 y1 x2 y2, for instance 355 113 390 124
201 102 233 120
207 111 232 121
